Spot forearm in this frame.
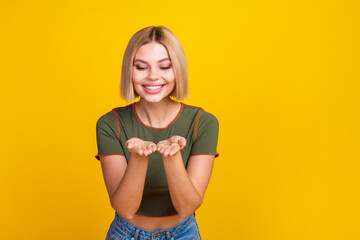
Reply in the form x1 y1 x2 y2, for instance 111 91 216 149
110 154 148 219
162 152 203 218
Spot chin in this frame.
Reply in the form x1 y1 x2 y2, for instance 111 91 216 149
135 88 174 103
140 95 169 103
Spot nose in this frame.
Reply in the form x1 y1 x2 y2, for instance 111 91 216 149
147 68 160 81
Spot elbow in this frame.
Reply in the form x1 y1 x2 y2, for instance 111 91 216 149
192 193 204 210
121 212 137 220
110 199 137 220
177 195 203 218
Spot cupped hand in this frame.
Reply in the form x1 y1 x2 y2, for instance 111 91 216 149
156 135 187 157
125 137 157 157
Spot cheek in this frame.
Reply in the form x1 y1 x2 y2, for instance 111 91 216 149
132 72 145 83
132 74 142 89
164 71 175 82
132 80 142 95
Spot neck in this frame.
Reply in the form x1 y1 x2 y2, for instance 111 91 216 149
135 97 181 128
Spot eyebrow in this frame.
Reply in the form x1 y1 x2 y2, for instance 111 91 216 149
133 58 171 64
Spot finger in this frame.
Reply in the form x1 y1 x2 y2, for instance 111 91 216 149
167 145 175 157
151 143 157 152
133 146 143 155
145 144 151 153
164 145 171 153
126 141 133 149
170 142 178 147
179 138 187 148
169 136 179 143
159 146 165 154
157 144 165 152
152 143 157 153
157 141 165 148
138 148 144 155
146 144 154 154
163 145 171 157
169 145 180 156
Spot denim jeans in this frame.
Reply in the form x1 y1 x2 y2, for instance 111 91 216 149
105 212 201 240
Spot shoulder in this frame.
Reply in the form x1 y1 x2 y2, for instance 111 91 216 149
198 110 218 124
96 104 133 127
181 103 219 131
186 104 218 125
112 104 133 114
197 110 219 136
182 103 203 114
181 103 218 123
189 105 219 152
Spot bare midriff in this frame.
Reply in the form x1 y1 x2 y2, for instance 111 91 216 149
122 212 188 230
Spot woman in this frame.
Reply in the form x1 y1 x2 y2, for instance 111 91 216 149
95 26 219 240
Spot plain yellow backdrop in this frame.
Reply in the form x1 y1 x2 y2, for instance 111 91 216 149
1 0 359 239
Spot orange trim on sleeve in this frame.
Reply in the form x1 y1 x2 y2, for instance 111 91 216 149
193 109 204 143
95 154 126 161
111 109 121 141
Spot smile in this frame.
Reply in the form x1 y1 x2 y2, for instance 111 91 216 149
143 84 165 90
142 84 166 94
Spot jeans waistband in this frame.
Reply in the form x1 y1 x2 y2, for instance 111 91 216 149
114 212 195 239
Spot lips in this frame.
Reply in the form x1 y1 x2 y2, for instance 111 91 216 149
142 84 165 94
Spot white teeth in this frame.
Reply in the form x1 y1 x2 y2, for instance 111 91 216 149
144 85 162 90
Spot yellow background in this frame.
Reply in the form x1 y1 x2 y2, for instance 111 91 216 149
1 0 359 239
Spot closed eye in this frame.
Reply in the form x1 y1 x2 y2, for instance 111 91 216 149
160 65 172 70
135 65 147 70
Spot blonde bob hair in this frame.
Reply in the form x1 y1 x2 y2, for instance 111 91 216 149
121 26 189 103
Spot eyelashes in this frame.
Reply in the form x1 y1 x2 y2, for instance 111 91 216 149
160 66 172 70
135 65 146 70
135 65 172 71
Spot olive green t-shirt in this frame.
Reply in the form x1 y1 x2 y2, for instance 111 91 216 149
95 102 219 216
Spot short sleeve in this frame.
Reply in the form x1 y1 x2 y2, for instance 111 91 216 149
190 111 219 157
95 112 125 160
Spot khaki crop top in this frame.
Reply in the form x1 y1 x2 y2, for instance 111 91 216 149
95 102 219 216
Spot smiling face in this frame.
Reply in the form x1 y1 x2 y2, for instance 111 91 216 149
132 42 175 103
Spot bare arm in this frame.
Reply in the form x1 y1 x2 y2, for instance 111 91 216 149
100 138 156 219
157 136 215 218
